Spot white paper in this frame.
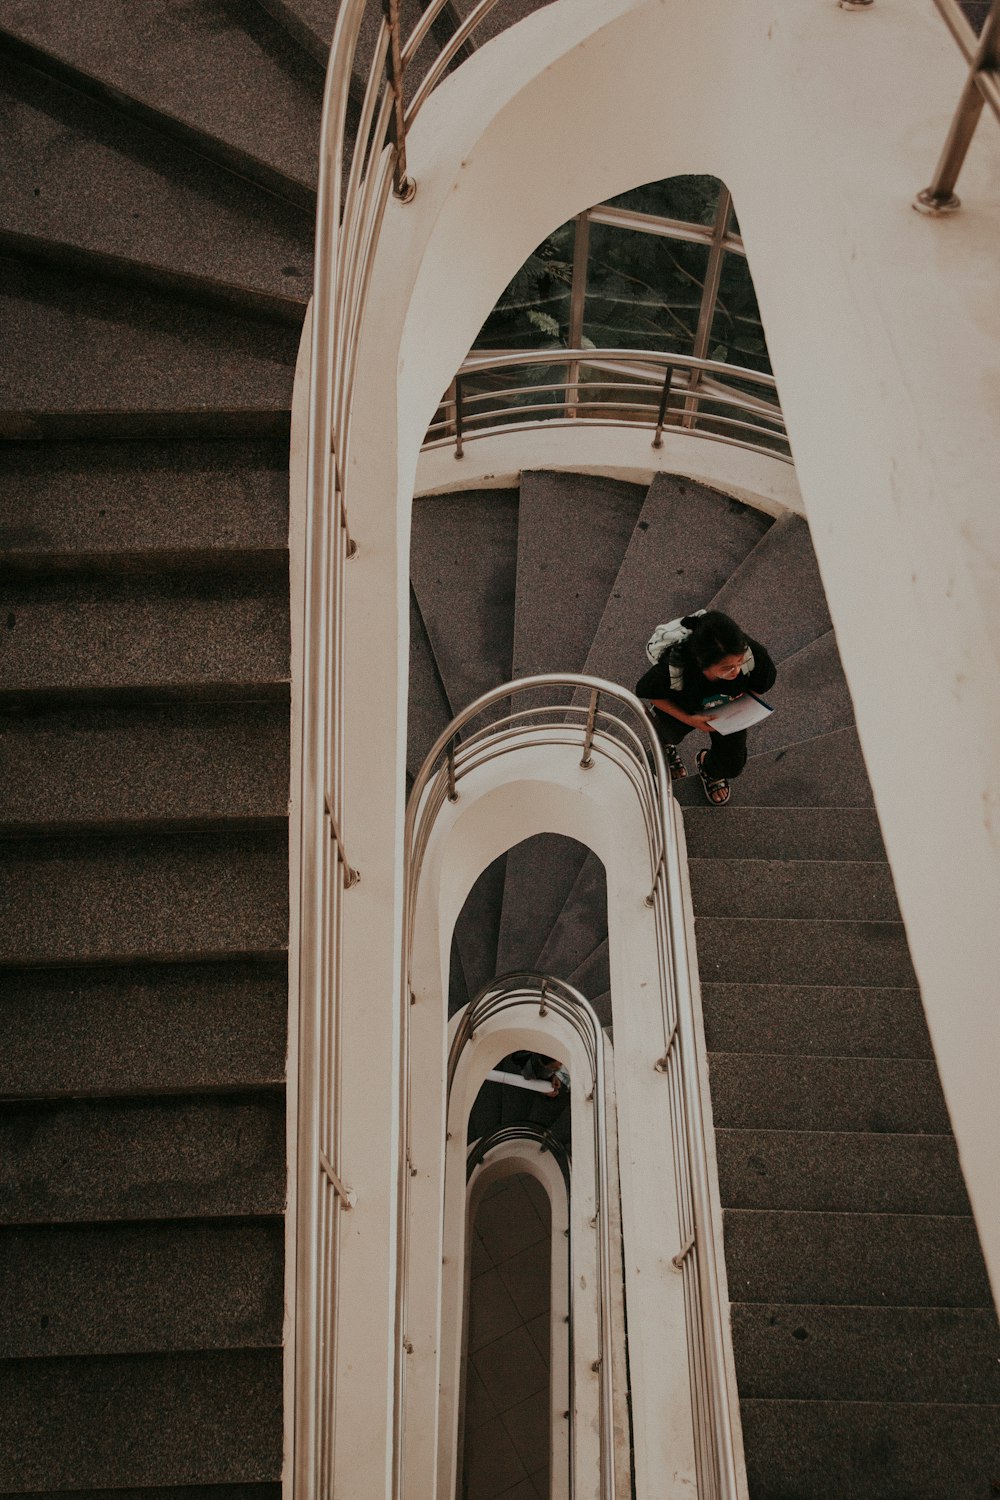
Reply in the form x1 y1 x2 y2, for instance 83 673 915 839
704 693 773 736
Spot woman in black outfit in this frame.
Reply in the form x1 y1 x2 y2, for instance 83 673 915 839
635 609 776 805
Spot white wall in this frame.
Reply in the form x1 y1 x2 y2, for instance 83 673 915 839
339 0 1000 1304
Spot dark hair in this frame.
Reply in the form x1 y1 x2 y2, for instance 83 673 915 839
679 611 747 671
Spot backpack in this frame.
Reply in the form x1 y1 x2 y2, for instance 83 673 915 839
645 609 754 691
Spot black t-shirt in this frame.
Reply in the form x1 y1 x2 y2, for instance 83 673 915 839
635 634 777 715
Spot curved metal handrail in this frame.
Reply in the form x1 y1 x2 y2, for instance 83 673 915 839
451 972 617 1500
466 1121 572 1185
400 675 740 1499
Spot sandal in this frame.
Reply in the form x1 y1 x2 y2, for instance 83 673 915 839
696 749 731 806
663 743 687 782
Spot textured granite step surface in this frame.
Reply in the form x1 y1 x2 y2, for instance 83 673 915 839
715 1128 970 1214
0 438 290 567
0 53 312 313
0 1092 285 1224
709 510 831 663
0 1348 282 1490
724 1210 994 1306
731 1302 1000 1403
0 701 289 832
535 850 608 981
496 834 589 977
0 0 324 202
700 983 930 1058
749 630 855 756
708 1054 949 1133
577 473 771 694
0 257 298 439
0 960 287 1097
689 858 899 921
410 489 519 714
3 570 289 697
695 917 916 988
739 1399 1000 1500
0 829 288 966
683 807 885 862
676 725 876 809
452 852 508 1006
0 1218 284 1357
408 586 452 780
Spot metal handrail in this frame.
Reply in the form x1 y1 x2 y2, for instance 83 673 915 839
423 348 790 463
916 0 999 213
400 675 741 1499
466 1121 572 1185
450 972 617 1497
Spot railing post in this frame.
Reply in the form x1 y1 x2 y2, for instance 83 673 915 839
383 0 416 202
652 364 674 449
580 688 599 768
914 0 999 214
454 374 464 459
446 737 459 802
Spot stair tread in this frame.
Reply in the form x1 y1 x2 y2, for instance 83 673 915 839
0 1218 284 1358
0 829 288 967
0 959 286 1098
0 257 298 437
700 982 931 1058
724 1208 994 1307
512 470 645 684
0 1348 282 1490
454 851 507 1002
410 489 519 716
577 472 771 695
731 1302 1000 1405
496 833 588 977
0 0 323 198
716 1127 969 1215
695 915 917 988
708 1053 949 1134
749 629 855 756
567 935 609 1000
675 724 875 808
2 571 289 696
0 54 312 309
0 1092 285 1225
739 1398 1000 1500
0 437 290 563
535 849 607 980
709 510 831 663
407 586 452 782
0 700 289 831
689 857 900 921
682 806 885 862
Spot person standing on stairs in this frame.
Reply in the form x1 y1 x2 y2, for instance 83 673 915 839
635 609 776 805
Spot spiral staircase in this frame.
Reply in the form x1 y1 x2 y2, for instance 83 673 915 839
0 2 998 1498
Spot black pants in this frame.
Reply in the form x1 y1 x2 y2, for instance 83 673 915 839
650 708 747 780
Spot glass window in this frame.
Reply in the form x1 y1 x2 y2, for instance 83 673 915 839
603 173 720 227
583 222 709 355
474 219 575 350
708 249 772 374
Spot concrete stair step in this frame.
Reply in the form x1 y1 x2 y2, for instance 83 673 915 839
535 850 607 980
689 858 899 922
0 437 290 568
709 510 831 663
0 54 312 315
708 1053 949 1134
577 472 771 696
716 1128 969 1215
739 1399 1000 1500
700 983 931 1058
410 488 519 716
496 833 588 977
682 806 885 862
568 936 610 1002
0 829 288 967
731 1303 1000 1404
0 257 298 440
674 723 875 809
724 1209 994 1306
0 1092 284 1225
739 1304 1000 1415
0 700 289 833
0 1218 283 1358
2 570 289 698
454 851 507 1002
0 960 286 1098
749 630 855 756
512 470 645 686
0 1348 282 1490
0 1 323 204
407 585 452 782
695 917 917 988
